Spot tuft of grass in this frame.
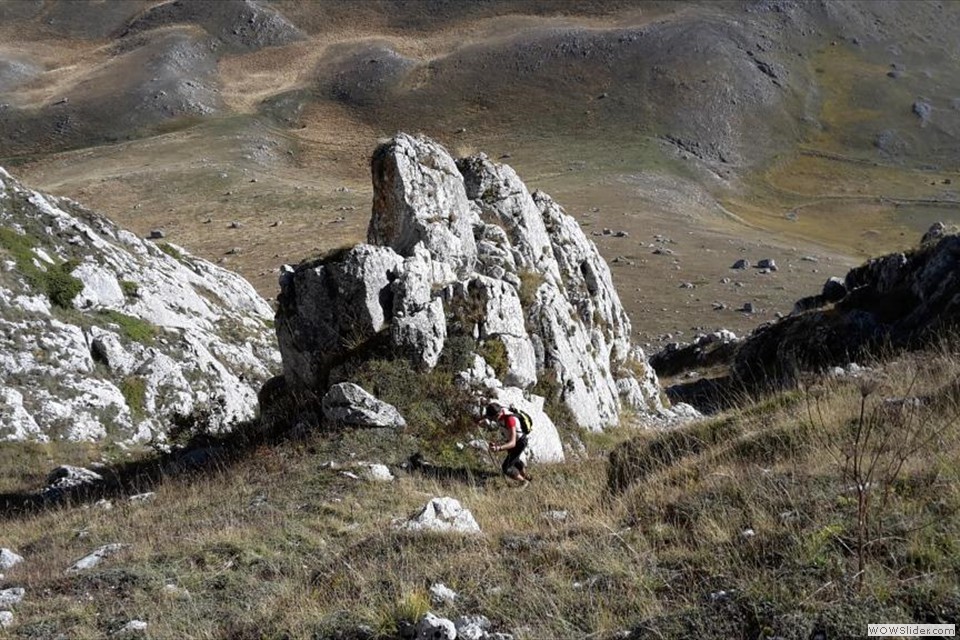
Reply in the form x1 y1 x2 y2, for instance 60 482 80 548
477 338 508 380
120 280 139 299
119 376 147 421
157 242 185 262
97 310 157 344
0 227 84 307
517 269 544 308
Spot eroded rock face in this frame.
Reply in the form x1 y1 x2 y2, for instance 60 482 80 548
0 167 279 444
276 134 665 438
276 244 403 391
369 133 479 277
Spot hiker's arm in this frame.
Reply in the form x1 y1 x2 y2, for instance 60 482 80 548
493 419 518 451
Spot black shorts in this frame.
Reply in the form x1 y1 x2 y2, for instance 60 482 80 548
502 436 528 477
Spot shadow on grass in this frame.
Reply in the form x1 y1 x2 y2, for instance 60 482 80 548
665 375 741 414
0 418 304 519
407 451 500 487
0 421 505 519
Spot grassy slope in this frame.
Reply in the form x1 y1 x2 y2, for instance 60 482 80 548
2 348 958 639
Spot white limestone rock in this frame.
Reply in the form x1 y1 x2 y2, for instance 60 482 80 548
369 133 479 277
0 588 24 607
111 620 148 638
401 497 481 535
429 582 458 605
0 167 279 444
455 615 492 640
66 543 127 573
276 244 403 391
363 463 394 482
42 465 103 498
322 383 406 429
0 549 23 571
416 612 457 640
0 610 12 628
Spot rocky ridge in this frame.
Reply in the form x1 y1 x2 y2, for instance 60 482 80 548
659 224 960 405
732 224 960 386
275 134 683 463
0 167 278 443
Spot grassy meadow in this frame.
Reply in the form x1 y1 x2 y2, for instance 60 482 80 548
2 344 959 639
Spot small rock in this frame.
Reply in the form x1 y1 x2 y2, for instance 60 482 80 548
228 221 241 229
822 276 847 302
0 549 23 571
416 612 456 640
712 302 728 310
225 247 241 255
66 543 127 573
731 259 749 269
162 584 191 600
363 464 394 482
801 255 819 262
147 229 165 240
128 492 156 503
454 615 491 640
741 528 756 539
756 258 777 270
921 221 947 245
740 302 755 313
0 588 24 607
429 582 458 605
400 497 481 535
111 620 148 638
0 611 12 628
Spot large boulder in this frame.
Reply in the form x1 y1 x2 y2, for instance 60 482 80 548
321 382 406 429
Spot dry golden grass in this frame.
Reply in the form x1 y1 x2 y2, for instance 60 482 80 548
2 346 959 638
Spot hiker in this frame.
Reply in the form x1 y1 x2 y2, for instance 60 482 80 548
480 402 533 485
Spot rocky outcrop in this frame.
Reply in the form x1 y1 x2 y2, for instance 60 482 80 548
733 225 960 386
651 330 741 377
276 134 665 446
0 167 279 443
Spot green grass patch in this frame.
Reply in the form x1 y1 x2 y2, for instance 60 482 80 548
119 376 147 421
120 280 139 299
477 338 508 379
0 227 84 307
157 242 185 262
97 310 158 344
